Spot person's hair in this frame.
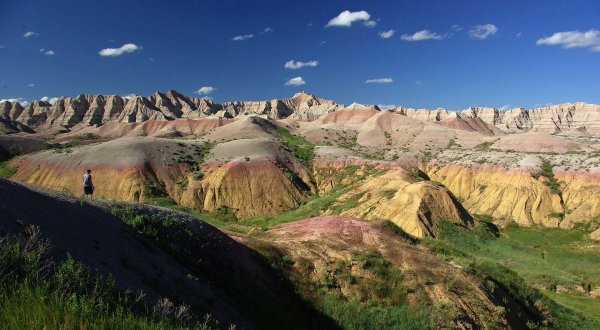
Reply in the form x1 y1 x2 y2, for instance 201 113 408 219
87 169 91 173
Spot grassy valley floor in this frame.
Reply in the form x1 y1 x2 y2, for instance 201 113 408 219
426 218 600 326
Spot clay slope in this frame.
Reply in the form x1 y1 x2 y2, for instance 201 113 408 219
10 136 315 219
0 179 333 329
260 216 533 328
313 157 473 238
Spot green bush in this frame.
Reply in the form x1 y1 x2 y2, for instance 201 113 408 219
0 159 16 178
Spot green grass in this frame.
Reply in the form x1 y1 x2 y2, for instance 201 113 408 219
274 126 315 166
423 219 600 328
0 159 17 178
245 185 349 229
539 158 561 194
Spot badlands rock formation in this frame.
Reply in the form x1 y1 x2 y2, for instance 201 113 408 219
397 102 600 133
3 90 600 233
0 91 339 132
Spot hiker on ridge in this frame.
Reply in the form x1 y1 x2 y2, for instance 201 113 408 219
83 169 94 196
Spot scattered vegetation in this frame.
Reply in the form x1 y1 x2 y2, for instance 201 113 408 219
475 141 494 151
446 138 460 149
257 244 431 330
74 133 99 141
274 126 315 166
538 158 561 195
384 131 392 146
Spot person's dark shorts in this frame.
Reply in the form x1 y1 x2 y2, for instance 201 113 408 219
84 186 94 195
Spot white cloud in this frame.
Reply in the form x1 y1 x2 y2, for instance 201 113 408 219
516 32 523 38
28 83 34 87
326 10 371 28
415 81 426 86
261 27 274 34
40 48 55 55
232 34 254 41
1 98 29 106
377 104 397 109
285 77 306 86
0 45 4 49
195 86 216 95
364 20 377 28
451 25 463 32
499 105 512 111
401 30 445 41
536 29 600 52
365 78 393 84
40 96 59 104
379 30 395 39
99 43 142 56
468 24 498 40
320 40 327 45
284 60 318 70
122 94 137 100
24 31 38 38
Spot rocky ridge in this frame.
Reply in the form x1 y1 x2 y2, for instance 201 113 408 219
0 91 339 131
3 91 600 134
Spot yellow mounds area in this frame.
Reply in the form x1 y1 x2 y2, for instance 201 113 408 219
424 163 600 227
313 160 473 238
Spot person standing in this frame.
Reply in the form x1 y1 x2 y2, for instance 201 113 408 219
82 169 94 196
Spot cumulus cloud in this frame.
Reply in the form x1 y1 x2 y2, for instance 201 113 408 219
365 78 393 84
285 77 306 86
99 43 142 56
364 20 377 28
379 30 395 39
326 10 371 27
468 24 498 40
24 31 38 38
40 96 59 104
401 30 445 41
284 60 318 70
40 48 55 55
536 29 600 52
232 34 254 41
195 86 216 95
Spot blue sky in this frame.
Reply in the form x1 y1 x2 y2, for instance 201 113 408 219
1 0 599 110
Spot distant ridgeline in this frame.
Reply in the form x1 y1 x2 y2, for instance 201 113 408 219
1 90 600 134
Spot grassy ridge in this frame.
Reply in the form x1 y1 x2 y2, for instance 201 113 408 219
0 226 215 329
